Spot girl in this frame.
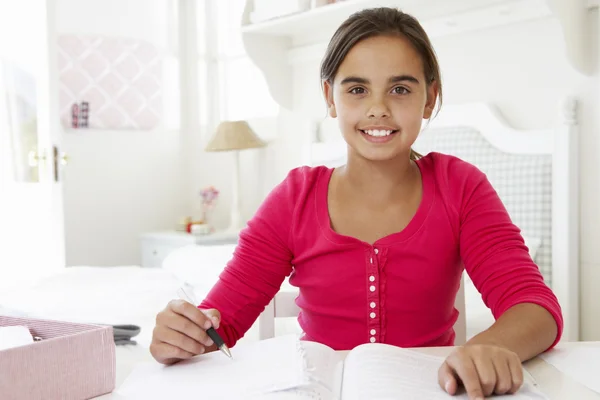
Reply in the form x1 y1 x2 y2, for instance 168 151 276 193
150 7 562 399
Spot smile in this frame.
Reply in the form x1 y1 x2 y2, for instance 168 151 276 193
360 129 397 137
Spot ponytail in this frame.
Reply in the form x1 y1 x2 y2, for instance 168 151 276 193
409 148 422 161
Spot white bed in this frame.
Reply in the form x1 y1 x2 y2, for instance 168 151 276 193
0 244 240 348
0 242 300 349
308 100 580 342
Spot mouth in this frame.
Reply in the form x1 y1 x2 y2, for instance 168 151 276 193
359 129 399 142
359 129 398 137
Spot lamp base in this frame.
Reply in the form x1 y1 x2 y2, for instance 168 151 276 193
227 151 243 236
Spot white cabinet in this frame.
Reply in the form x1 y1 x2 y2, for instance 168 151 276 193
140 231 239 268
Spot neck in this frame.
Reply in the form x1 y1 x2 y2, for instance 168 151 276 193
338 151 417 204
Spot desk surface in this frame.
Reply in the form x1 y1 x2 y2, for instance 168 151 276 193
100 341 600 399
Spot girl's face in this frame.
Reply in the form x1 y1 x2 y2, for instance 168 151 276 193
324 34 438 162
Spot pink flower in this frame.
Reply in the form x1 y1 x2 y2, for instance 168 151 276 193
200 186 219 210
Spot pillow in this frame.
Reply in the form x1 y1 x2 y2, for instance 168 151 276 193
161 244 236 292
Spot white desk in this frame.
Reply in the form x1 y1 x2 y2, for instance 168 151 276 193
99 342 600 399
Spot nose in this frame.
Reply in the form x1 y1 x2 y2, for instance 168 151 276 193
367 96 391 119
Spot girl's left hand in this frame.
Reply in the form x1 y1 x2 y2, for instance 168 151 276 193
437 344 524 399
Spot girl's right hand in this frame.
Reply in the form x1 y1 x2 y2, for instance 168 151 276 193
150 299 221 365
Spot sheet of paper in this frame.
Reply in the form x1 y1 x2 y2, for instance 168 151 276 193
117 334 309 399
248 385 332 399
0 325 33 351
341 344 549 400
540 345 600 394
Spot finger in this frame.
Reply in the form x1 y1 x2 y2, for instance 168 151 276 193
492 357 513 395
151 341 195 364
508 354 524 394
200 308 221 330
448 354 485 400
155 325 206 356
472 354 497 397
438 361 459 395
165 312 214 347
169 299 211 329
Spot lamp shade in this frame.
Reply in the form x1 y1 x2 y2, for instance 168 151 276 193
204 120 267 152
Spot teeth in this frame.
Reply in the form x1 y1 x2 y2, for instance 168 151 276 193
364 129 393 137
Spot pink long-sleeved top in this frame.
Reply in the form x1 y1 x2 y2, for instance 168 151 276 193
200 152 563 351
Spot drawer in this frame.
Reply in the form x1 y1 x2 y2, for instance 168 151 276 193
141 243 184 268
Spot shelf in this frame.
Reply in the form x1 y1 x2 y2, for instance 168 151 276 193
242 0 555 43
241 0 376 36
241 0 598 109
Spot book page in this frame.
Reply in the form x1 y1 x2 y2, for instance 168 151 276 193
340 344 549 400
247 340 344 400
301 340 345 393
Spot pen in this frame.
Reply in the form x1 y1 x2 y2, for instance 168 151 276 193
176 287 233 360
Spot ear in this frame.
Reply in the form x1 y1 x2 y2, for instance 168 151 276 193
423 81 439 120
322 80 337 118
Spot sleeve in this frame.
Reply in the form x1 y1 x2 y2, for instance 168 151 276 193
198 170 299 347
457 163 563 349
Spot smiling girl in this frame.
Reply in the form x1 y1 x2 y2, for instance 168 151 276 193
151 7 562 399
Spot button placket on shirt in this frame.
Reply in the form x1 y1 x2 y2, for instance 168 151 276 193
367 246 380 343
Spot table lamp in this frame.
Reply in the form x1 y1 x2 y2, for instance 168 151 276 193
204 120 267 233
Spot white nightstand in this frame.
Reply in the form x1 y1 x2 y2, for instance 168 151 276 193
140 230 239 268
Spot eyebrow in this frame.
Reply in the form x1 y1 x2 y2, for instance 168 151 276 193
339 75 420 85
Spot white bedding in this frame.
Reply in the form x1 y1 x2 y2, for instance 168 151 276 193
0 245 299 349
0 266 193 348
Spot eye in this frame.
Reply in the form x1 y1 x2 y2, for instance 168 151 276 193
349 87 366 95
392 86 410 95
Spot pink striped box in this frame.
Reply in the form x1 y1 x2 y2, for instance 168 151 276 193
0 316 116 400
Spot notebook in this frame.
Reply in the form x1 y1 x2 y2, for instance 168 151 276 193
117 334 550 399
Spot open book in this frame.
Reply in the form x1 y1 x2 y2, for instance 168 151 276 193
117 335 548 400
266 340 550 400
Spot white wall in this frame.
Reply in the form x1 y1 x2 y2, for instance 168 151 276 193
57 0 188 266
286 15 600 340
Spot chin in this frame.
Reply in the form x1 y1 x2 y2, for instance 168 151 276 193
356 148 403 162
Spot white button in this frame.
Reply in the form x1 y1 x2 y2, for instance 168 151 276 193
370 302 376 308
369 276 375 282
370 257 373 263
370 312 376 318
374 248 379 254
369 285 375 292
370 337 376 343
370 329 376 335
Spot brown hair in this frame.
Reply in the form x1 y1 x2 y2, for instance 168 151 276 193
320 7 442 161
